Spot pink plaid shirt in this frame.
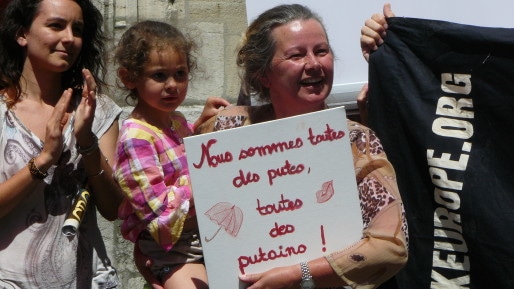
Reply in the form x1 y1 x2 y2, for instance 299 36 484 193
114 112 195 252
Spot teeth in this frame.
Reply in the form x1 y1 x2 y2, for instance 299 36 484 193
301 78 322 84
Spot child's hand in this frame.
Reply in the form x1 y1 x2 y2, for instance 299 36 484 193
134 239 164 289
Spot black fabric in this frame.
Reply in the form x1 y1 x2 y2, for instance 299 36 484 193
368 17 514 289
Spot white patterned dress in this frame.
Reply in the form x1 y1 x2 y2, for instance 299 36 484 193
0 95 121 289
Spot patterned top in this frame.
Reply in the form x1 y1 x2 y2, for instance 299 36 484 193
0 95 121 289
196 104 409 289
114 112 194 252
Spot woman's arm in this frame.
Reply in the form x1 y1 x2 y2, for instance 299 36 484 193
324 121 407 288
239 122 408 289
0 89 74 218
75 69 123 220
83 121 124 220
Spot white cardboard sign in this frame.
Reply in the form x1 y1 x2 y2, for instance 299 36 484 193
184 107 362 289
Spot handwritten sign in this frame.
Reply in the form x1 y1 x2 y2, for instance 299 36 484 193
184 107 362 289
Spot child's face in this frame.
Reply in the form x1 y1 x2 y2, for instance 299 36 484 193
132 47 189 113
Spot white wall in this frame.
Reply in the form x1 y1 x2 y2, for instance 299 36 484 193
246 0 514 108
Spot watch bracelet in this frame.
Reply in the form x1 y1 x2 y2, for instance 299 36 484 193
300 261 312 279
28 157 48 179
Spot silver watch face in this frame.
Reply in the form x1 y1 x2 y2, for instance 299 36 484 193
300 278 316 289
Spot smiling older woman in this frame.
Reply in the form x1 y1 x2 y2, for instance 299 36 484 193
196 4 408 289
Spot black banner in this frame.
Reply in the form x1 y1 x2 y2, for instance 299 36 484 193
369 17 514 289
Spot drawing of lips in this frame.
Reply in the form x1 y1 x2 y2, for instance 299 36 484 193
316 180 334 203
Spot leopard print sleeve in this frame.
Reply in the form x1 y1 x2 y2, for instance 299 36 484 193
194 106 251 134
325 120 408 289
213 115 248 131
349 123 408 241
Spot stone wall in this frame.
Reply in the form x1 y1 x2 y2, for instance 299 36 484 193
97 0 247 106
93 1 248 287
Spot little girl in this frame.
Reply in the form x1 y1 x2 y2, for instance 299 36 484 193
113 20 228 289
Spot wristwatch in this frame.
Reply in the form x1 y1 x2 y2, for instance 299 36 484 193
300 261 316 289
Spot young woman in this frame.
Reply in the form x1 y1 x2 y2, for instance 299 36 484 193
0 0 122 288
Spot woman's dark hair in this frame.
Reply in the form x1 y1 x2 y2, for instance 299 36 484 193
0 0 107 107
237 4 330 102
114 20 197 104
